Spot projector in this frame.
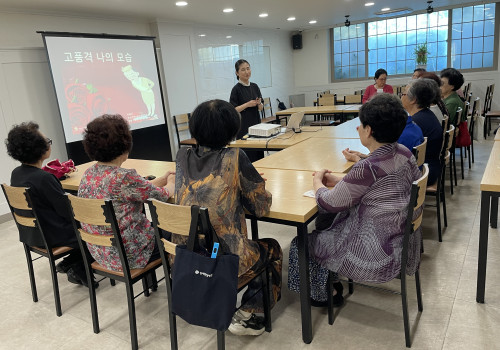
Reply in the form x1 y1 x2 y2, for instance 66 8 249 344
248 123 281 138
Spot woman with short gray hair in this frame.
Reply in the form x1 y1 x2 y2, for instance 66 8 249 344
401 79 443 185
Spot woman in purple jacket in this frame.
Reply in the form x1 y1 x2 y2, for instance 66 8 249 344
288 94 422 307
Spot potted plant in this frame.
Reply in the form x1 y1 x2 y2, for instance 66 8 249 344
414 43 428 69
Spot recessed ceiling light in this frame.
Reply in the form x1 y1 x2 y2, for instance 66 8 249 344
175 1 188 6
223 8 233 13
287 17 296 21
226 35 232 38
381 7 390 11
259 13 268 18
309 20 317 24
365 2 375 6
198 34 206 37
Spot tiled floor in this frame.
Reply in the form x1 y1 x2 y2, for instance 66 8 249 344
1 135 500 349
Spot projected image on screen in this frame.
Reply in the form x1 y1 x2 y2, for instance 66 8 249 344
43 35 165 143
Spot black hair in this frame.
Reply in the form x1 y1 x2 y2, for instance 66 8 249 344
82 114 133 162
5 122 50 164
413 68 426 73
374 68 388 80
189 99 241 149
234 59 249 80
406 78 439 109
440 68 465 91
358 94 406 143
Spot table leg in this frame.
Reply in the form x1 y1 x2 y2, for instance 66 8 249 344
251 218 259 240
477 191 491 303
490 196 498 229
297 223 312 344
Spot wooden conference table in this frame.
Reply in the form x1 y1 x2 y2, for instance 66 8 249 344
275 104 361 117
476 141 500 303
253 137 366 173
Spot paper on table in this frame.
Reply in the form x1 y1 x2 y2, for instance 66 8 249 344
303 190 315 198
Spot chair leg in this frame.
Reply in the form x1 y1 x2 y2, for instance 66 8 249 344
448 158 454 195
471 140 475 163
217 330 225 350
442 178 448 228
460 147 464 179
327 272 334 325
453 150 458 186
261 269 272 332
142 277 150 297
110 279 116 286
23 246 38 303
48 258 63 317
436 189 442 242
467 146 472 169
88 272 100 334
401 276 411 348
348 278 354 294
125 283 139 350
415 271 423 312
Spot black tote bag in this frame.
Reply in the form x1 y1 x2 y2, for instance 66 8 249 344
171 207 240 331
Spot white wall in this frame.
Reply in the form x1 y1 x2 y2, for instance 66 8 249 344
155 22 296 155
292 28 500 110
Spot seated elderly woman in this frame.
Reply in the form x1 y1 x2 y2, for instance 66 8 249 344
174 99 282 336
6 122 91 287
78 114 175 272
440 68 465 126
420 72 450 123
401 78 443 185
288 94 422 307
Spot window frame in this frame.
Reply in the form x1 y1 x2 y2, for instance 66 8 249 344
329 2 499 82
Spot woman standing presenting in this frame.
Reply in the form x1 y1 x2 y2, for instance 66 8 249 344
230 59 264 162
362 68 394 103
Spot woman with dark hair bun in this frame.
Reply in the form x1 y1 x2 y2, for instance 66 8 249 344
6 122 92 287
175 99 282 336
362 68 394 103
78 114 175 272
440 67 465 125
419 72 449 123
230 59 264 161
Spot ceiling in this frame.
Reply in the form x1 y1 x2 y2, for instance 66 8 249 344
0 0 486 32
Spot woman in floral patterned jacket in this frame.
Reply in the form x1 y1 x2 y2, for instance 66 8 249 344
78 114 175 272
174 99 282 336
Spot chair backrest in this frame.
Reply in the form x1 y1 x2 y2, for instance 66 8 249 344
344 94 362 104
466 92 473 105
487 84 495 111
317 96 335 106
443 125 455 158
148 200 199 259
441 115 449 131
412 137 427 168
456 106 464 126
469 97 480 134
66 194 133 277
261 97 273 119
173 113 191 148
1 184 48 248
400 164 429 276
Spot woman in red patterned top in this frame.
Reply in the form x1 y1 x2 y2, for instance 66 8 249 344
78 114 175 271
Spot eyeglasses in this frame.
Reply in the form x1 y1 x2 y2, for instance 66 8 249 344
45 138 53 145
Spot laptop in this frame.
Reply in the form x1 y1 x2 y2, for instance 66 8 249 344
281 111 305 133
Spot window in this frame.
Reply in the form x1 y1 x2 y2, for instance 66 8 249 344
368 10 448 76
451 3 496 69
331 2 498 81
333 25 366 79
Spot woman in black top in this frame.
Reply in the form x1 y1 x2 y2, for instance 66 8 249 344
6 122 95 287
230 59 264 162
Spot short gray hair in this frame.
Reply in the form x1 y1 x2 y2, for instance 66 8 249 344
405 78 440 109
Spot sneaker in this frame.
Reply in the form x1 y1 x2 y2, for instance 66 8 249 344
228 311 265 336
